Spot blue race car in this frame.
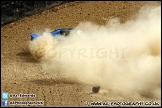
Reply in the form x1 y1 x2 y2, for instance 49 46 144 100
30 28 73 40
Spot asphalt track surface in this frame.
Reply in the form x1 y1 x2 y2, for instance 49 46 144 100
1 1 161 107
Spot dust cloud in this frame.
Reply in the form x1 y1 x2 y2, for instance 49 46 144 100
29 5 161 100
